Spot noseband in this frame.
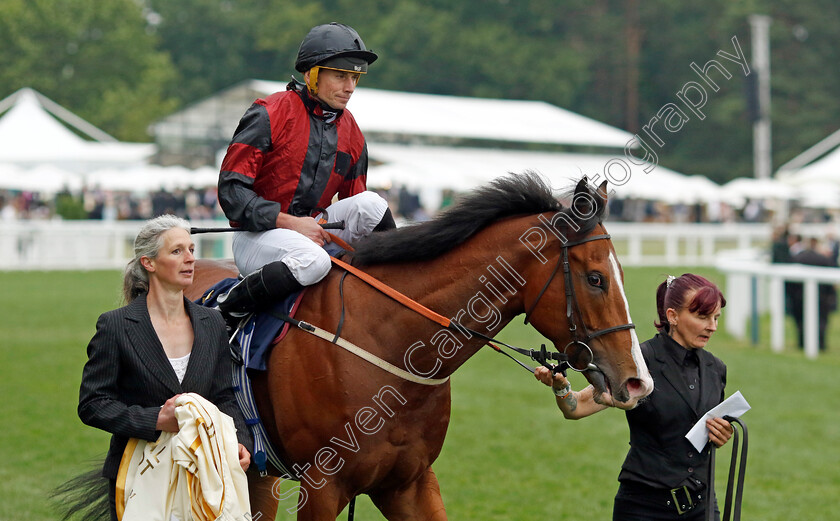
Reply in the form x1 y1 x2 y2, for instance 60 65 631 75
523 232 635 373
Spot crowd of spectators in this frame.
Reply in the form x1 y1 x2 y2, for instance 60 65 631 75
2 184 838 226
770 226 839 352
0 187 225 222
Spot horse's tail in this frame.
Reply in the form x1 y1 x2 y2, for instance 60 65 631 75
50 466 110 521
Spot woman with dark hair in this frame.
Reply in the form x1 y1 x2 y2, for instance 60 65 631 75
535 273 733 521
77 215 252 520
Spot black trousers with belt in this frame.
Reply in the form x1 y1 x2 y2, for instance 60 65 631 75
613 482 720 521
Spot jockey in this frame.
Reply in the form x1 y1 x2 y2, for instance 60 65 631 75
217 22 395 315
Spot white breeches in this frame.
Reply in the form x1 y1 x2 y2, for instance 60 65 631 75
232 191 388 285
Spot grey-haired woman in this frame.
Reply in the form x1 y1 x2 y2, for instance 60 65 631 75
78 215 252 520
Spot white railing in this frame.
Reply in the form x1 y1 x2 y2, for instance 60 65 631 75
1 219 836 270
716 251 840 359
0 220 233 270
604 222 774 266
4 220 838 359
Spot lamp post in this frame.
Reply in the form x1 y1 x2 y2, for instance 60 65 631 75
750 14 772 180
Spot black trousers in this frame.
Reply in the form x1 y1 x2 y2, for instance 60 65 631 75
613 482 720 521
792 305 830 351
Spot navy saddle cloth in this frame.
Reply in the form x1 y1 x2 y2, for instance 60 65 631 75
197 279 303 372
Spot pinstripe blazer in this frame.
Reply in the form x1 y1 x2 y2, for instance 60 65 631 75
78 293 252 479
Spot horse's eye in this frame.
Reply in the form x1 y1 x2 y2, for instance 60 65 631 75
587 273 604 288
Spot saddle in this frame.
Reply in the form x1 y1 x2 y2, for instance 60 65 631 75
196 281 306 477
198 279 305 372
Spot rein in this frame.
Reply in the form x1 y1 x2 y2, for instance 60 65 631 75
329 255 569 371
327 227 633 377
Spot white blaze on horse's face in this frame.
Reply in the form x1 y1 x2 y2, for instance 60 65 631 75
608 250 653 398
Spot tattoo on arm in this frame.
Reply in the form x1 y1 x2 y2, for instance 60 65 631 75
563 394 578 411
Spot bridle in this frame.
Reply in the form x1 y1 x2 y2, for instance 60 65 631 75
308 221 636 379
520 228 636 374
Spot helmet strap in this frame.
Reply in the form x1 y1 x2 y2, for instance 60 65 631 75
305 67 320 96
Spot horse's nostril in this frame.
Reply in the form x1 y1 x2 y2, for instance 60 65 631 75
625 377 652 399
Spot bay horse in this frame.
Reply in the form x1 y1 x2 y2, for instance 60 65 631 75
185 173 653 520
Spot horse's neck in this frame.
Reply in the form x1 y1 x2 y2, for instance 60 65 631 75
365 218 539 377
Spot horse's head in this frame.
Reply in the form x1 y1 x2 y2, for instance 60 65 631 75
521 178 652 409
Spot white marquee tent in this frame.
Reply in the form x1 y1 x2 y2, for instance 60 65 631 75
83 165 220 193
720 177 795 204
344 85 636 148
153 79 639 152
0 83 733 209
0 88 209 195
770 127 840 208
155 79 734 208
708 127 840 211
0 88 154 172
366 143 725 209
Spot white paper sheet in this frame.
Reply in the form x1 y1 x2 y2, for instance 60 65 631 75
685 390 751 452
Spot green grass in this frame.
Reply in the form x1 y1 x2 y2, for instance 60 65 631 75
2 267 838 520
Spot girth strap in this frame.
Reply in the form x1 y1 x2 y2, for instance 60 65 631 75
270 309 449 386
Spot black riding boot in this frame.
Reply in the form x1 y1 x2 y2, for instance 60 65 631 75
373 207 396 232
218 261 303 315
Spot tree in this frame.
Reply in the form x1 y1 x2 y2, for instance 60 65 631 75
145 0 291 103
0 0 178 141
4 0 835 181
147 0 840 183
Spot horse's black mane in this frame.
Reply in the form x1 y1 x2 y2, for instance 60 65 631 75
351 171 605 265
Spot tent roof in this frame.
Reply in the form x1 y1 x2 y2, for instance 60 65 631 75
255 80 635 148
153 79 636 150
0 162 219 195
777 139 840 186
0 88 154 171
776 127 840 178
772 128 840 207
721 177 794 204
366 143 721 208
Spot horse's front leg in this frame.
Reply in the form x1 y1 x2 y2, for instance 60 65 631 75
369 466 447 521
291 481 353 521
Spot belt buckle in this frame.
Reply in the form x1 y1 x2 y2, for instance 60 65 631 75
670 486 694 515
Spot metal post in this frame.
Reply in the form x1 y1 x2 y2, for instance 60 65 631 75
749 15 772 180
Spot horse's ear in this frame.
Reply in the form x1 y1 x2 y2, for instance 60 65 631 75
572 177 600 220
597 180 609 204
574 177 590 197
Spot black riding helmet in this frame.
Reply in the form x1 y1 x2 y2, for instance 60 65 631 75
295 22 378 73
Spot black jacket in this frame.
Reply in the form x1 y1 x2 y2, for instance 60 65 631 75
618 333 726 490
789 248 838 316
78 293 252 479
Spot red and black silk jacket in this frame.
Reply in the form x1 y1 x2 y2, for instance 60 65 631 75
218 79 369 230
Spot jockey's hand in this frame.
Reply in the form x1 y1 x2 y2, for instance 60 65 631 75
707 417 733 447
276 214 331 246
156 395 181 432
238 443 251 472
